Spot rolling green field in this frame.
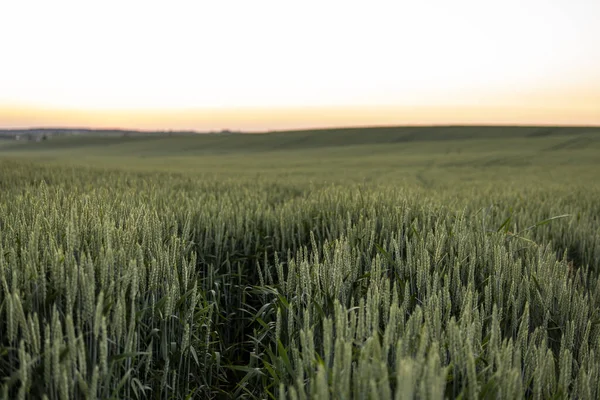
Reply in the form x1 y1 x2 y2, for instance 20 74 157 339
1 126 600 399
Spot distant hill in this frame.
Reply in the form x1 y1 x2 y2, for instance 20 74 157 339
1 125 598 142
1 125 599 158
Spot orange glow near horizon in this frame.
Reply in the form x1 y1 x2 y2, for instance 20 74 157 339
1 0 599 130
2 102 598 132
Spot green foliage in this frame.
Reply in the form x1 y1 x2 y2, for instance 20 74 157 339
0 128 599 398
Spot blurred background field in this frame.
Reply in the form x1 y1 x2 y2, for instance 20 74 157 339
1 126 599 184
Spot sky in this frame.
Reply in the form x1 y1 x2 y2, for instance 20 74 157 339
1 0 599 131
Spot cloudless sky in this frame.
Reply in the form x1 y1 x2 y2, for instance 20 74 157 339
1 0 599 130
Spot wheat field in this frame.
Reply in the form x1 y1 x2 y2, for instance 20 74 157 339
1 127 599 399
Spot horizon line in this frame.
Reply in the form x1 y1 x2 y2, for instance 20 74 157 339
1 123 600 134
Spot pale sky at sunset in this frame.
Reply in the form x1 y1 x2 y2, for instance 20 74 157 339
1 0 599 131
